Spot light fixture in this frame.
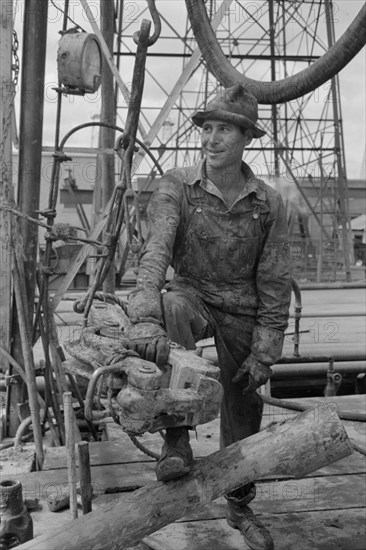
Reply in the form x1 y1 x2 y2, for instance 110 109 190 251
57 29 102 95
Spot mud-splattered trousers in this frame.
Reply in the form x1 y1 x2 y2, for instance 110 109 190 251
129 160 292 502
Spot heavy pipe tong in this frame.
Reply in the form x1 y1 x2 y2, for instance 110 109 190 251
63 301 223 434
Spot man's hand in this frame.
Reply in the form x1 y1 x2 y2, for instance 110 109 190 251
123 322 170 367
232 354 272 395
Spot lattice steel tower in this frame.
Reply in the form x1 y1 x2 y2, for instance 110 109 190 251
114 0 353 281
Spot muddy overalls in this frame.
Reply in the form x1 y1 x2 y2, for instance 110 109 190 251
135 160 292 502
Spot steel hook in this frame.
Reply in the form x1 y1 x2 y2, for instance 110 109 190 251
133 0 161 47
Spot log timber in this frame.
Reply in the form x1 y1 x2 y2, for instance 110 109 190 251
18 405 352 550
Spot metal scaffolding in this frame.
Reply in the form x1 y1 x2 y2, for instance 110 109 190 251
113 0 353 282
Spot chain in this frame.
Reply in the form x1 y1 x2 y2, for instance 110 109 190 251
12 30 20 89
0 30 20 187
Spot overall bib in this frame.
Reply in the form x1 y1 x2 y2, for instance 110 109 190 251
162 180 265 503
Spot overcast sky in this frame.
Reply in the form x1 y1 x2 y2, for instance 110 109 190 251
13 0 366 180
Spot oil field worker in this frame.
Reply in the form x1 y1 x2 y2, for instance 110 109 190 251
127 84 292 550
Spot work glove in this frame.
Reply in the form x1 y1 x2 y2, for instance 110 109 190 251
232 354 272 395
123 321 170 367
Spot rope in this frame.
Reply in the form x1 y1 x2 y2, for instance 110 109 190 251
92 292 128 312
127 432 159 461
73 289 128 315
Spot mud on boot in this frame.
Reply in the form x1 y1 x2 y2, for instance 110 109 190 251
156 427 193 482
226 496 274 550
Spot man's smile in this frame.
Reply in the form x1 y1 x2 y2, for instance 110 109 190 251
205 149 224 156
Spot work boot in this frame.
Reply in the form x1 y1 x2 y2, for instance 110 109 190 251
156 427 193 482
226 495 274 550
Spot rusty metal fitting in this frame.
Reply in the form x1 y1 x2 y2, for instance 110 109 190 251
52 150 72 163
36 208 57 219
0 479 33 548
73 298 87 314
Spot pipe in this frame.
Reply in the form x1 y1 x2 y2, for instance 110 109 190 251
324 358 342 397
291 278 302 357
271 360 366 379
17 0 48 322
278 351 366 363
324 0 353 281
291 311 365 318
85 363 126 421
185 0 366 103
13 256 44 468
203 348 365 365
8 0 48 438
14 417 32 448
297 281 366 290
99 0 116 294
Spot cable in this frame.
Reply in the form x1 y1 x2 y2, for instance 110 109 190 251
59 122 164 175
127 431 159 461
49 0 87 33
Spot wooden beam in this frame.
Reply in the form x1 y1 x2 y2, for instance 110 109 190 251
64 392 78 519
0 0 13 372
17 0 48 321
17 406 352 550
78 441 93 515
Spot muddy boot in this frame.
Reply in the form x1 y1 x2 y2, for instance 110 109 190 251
156 427 193 482
226 494 274 550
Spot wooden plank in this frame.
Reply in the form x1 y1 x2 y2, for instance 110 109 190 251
29 494 149 550
11 406 355 550
27 491 366 549
179 473 366 517
106 400 366 441
287 395 366 414
47 411 366 459
16 462 157 501
0 444 36 476
263 394 366 415
0 0 13 370
77 441 93 514
42 440 366 477
145 509 366 550
44 422 220 470
305 452 365 476
64 392 78 518
14 464 365 513
43 431 366 477
44 399 365 475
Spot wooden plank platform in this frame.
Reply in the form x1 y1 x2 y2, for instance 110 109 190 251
9 395 366 550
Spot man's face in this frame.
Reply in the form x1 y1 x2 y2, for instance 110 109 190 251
201 119 249 171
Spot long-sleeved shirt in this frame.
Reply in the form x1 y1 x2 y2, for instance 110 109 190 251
129 159 292 365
